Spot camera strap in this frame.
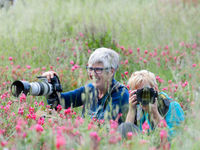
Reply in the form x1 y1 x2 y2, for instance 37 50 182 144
157 92 173 117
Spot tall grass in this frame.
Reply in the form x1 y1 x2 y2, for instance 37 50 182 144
0 0 200 149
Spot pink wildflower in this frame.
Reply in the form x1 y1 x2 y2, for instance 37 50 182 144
18 107 24 115
160 129 168 140
88 49 91 53
39 101 44 106
1 140 8 147
79 32 84 37
124 71 128 76
35 124 43 133
9 56 13 61
124 60 128 64
90 132 101 142
42 67 46 71
127 132 133 140
38 117 45 125
137 48 140 53
120 46 125 51
26 65 31 69
192 64 197 67
56 135 66 150
70 61 74 65
158 120 167 128
56 104 62 112
128 48 133 54
20 93 26 102
16 124 22 133
143 60 147 63
110 120 118 129
142 121 149 133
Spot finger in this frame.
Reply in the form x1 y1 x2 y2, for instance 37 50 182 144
129 90 137 96
47 75 51 82
50 72 54 79
133 101 138 106
129 94 137 102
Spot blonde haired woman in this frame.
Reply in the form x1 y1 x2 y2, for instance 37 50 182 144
118 70 184 140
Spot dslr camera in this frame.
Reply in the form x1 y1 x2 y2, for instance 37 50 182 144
135 87 158 106
11 75 63 109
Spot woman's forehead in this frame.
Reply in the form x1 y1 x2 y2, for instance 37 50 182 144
90 62 104 67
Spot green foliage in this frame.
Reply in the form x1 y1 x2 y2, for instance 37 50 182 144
0 0 200 149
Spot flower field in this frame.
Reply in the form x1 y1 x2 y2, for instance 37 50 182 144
0 0 200 149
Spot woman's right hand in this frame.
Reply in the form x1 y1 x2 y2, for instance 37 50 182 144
129 90 138 110
42 71 58 82
126 90 138 123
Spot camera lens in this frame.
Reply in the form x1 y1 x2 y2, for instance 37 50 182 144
11 80 53 97
30 82 53 96
11 80 31 97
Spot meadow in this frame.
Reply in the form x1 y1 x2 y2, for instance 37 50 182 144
0 0 200 149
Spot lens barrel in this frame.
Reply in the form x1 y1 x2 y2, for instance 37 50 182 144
11 80 31 97
11 80 53 97
30 82 53 96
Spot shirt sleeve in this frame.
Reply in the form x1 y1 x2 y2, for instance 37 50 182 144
60 83 94 109
165 101 185 138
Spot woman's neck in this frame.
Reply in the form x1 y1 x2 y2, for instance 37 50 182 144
97 79 113 99
98 88 108 99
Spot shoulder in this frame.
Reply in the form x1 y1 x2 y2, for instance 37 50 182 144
166 101 184 121
159 92 173 101
169 101 183 111
111 79 129 103
112 79 129 94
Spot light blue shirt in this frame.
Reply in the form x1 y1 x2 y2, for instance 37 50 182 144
165 101 184 138
139 92 184 139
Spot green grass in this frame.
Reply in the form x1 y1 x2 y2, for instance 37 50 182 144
0 0 200 149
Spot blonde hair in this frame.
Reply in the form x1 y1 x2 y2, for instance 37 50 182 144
128 70 158 90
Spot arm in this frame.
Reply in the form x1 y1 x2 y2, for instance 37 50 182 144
125 90 138 123
60 83 95 109
60 86 85 108
165 101 184 138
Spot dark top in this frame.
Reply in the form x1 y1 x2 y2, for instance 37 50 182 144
58 79 129 123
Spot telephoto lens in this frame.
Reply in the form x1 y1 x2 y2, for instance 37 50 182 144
11 77 53 97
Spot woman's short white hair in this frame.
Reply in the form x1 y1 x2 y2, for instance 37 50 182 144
88 47 120 70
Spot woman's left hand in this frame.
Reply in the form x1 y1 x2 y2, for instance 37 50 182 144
149 99 163 124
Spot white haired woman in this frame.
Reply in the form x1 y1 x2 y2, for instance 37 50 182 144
42 47 129 123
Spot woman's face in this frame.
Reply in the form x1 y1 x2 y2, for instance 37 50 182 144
87 62 114 91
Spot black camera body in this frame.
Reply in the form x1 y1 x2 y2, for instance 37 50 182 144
11 75 62 109
135 87 158 106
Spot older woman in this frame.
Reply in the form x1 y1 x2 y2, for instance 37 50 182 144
42 47 129 123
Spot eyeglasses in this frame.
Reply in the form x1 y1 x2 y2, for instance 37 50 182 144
86 66 111 74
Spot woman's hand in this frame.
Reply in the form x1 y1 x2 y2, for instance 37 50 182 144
149 99 163 124
125 90 138 123
42 71 58 82
129 90 138 110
